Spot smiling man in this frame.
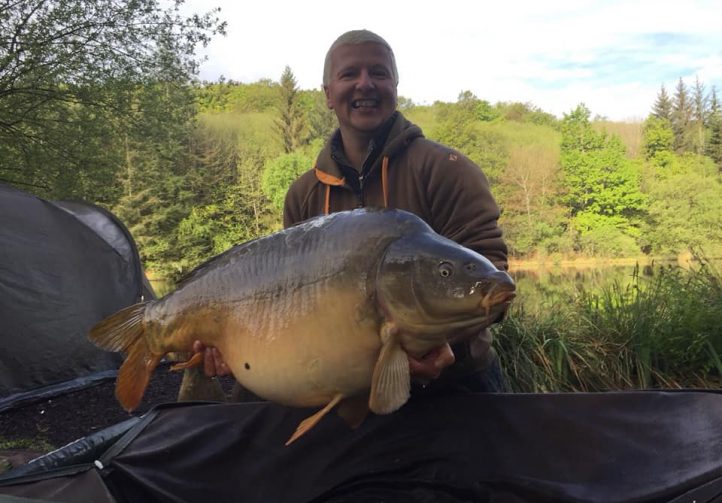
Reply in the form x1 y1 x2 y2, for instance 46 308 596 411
282 29 510 393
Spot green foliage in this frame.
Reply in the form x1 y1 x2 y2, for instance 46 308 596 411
262 147 316 211
707 90 722 170
641 154 722 255
301 89 337 144
429 95 509 182
642 116 674 160
560 105 647 252
495 102 559 127
0 0 224 199
275 66 306 153
195 79 281 113
573 214 640 256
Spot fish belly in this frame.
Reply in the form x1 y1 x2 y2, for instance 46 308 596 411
218 288 382 407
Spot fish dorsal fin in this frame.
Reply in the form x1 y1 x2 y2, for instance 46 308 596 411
337 394 370 429
369 322 410 414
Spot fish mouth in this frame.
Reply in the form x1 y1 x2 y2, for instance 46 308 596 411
480 283 515 313
352 98 380 109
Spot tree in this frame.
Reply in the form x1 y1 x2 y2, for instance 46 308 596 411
671 78 694 153
0 0 225 198
651 85 673 121
559 104 647 253
691 76 708 154
500 144 567 257
304 89 336 144
262 150 315 211
642 155 722 254
430 94 508 181
275 66 305 153
707 87 722 170
642 116 674 162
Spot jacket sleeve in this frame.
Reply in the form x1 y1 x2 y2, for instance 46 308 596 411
424 150 508 271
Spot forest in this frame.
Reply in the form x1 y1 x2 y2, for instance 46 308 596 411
2 1 721 280
3 0 721 391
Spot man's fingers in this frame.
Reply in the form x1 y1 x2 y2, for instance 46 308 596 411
203 346 216 377
211 348 230 376
408 343 456 381
434 343 455 370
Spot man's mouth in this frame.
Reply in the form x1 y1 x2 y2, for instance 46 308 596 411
352 99 379 109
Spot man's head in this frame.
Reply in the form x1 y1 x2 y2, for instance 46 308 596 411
322 30 399 87
323 30 399 140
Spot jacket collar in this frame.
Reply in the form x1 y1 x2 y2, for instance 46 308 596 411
314 112 423 187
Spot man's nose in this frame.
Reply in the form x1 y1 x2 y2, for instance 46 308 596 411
356 69 374 90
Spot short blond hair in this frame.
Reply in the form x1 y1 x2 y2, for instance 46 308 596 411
322 30 399 86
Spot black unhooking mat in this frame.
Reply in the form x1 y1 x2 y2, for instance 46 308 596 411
1 390 722 503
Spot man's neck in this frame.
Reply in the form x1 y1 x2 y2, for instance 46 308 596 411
338 129 373 172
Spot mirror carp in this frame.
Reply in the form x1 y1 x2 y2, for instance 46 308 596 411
89 208 515 444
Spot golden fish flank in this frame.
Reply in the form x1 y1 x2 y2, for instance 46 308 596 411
88 208 515 445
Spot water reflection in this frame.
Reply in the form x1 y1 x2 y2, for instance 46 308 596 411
508 262 669 312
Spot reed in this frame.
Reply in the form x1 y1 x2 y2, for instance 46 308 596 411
497 253 722 392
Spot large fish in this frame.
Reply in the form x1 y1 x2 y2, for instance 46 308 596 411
89 208 515 444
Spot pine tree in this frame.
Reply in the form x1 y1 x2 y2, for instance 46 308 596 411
707 86 722 171
671 78 694 153
651 85 673 121
692 77 708 124
691 76 708 154
275 66 306 153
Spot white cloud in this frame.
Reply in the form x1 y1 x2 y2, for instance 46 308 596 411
182 0 722 120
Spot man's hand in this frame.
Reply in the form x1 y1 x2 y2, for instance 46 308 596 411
407 343 455 383
192 341 232 378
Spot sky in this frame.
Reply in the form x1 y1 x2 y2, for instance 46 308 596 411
180 0 722 122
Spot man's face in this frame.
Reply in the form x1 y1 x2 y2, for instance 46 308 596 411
324 42 398 140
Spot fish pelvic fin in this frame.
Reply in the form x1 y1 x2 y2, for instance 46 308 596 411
177 366 226 403
89 302 159 412
369 322 411 415
337 394 370 429
286 393 344 446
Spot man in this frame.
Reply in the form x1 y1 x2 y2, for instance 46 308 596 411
198 29 508 392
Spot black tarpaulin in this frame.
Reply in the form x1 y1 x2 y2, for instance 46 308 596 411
2 391 722 503
0 183 148 411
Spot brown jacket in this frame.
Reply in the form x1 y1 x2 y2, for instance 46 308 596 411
283 112 508 377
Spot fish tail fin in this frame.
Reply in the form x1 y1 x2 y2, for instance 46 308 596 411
89 302 160 412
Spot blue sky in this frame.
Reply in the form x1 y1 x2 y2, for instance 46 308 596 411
182 0 722 121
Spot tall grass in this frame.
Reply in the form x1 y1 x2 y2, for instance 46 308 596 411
497 255 722 392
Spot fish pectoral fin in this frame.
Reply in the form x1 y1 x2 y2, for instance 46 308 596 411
337 394 370 429
369 323 410 415
170 352 204 371
285 393 344 446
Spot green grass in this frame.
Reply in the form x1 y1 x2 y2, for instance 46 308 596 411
0 436 55 452
497 253 722 392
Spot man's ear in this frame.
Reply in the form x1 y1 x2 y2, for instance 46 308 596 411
324 86 333 109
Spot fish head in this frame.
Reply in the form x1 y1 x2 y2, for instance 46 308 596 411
377 230 515 352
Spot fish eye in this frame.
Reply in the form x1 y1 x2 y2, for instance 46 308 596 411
438 262 454 277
